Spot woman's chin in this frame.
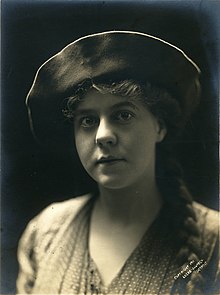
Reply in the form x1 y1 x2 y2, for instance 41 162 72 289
95 175 130 190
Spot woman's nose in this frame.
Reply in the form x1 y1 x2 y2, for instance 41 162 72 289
95 118 117 147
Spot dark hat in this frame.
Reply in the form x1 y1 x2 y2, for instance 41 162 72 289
26 30 201 146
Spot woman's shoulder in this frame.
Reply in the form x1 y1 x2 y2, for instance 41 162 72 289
192 201 218 233
192 201 219 260
20 193 92 244
33 193 92 232
36 193 92 220
16 194 93 293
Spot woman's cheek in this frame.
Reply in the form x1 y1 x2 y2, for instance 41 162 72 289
75 134 92 164
75 134 85 161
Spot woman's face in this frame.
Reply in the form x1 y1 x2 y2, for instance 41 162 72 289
74 89 166 190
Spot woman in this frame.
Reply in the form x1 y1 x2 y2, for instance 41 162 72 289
16 31 219 294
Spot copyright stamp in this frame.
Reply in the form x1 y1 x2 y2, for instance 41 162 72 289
174 259 207 280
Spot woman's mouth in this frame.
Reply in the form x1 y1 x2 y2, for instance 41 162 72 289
96 156 125 165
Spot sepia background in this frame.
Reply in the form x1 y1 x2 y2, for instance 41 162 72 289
1 0 219 293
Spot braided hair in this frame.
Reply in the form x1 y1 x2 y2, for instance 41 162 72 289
63 79 204 294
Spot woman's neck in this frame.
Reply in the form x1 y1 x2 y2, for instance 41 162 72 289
89 177 163 286
96 177 163 226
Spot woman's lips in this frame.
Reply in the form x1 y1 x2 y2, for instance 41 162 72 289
96 157 125 165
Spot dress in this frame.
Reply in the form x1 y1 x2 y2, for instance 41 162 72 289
16 194 219 294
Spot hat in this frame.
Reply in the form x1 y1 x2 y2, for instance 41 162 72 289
26 30 201 146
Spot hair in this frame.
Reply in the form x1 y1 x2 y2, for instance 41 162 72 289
63 79 204 294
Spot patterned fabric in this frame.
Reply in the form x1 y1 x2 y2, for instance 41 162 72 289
16 194 219 294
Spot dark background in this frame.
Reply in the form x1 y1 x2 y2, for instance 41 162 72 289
1 0 219 293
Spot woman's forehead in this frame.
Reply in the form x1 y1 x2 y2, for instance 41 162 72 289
74 89 141 112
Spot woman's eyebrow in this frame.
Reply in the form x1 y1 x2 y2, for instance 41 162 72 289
111 101 139 111
74 109 95 116
74 101 139 116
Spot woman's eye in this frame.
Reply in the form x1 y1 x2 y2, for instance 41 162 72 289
115 111 134 122
80 116 98 128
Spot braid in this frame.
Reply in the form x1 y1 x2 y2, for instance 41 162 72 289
156 146 205 294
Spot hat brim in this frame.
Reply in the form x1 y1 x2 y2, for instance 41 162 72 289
26 30 201 146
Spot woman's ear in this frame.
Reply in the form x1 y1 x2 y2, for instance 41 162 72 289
156 126 167 142
156 120 167 143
